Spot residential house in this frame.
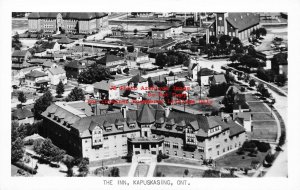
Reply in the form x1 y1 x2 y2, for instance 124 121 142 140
151 26 172 39
45 65 67 85
210 74 227 86
126 52 152 68
40 41 60 53
233 94 250 113
42 60 57 70
12 50 32 69
233 111 252 132
64 60 86 79
25 70 49 88
93 80 120 100
128 74 149 94
97 54 126 72
12 108 34 125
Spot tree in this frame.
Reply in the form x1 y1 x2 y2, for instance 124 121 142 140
155 53 168 68
184 169 189 176
18 91 27 106
133 28 138 35
265 153 275 164
110 167 120 177
127 45 134 52
35 138 65 163
258 28 267 36
56 81 65 98
249 79 256 87
231 37 241 46
209 82 228 97
66 87 85 102
209 36 218 44
169 71 175 76
62 155 75 177
275 74 287 86
199 37 206 47
147 77 154 87
78 64 111 84
219 35 231 47
271 53 287 74
78 157 89 177
33 90 53 119
11 137 24 163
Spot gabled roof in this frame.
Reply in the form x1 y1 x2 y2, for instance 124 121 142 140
12 50 30 57
199 68 219 76
65 60 85 69
226 13 260 32
128 74 147 84
12 108 34 120
25 70 47 78
48 66 66 75
97 54 124 65
93 80 113 91
41 41 57 49
137 104 155 124
211 74 227 84
42 60 56 68
57 36 74 44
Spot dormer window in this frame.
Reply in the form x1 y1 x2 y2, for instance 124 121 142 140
117 125 124 130
155 123 162 128
129 124 135 128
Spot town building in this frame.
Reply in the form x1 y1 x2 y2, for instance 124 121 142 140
93 80 120 100
127 74 149 94
28 12 108 34
151 26 172 39
41 103 246 162
209 74 227 86
97 54 126 72
45 65 67 85
12 50 32 70
24 70 49 88
126 52 152 68
206 12 260 43
12 108 34 125
64 60 86 79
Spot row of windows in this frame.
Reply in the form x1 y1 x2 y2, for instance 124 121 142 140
165 150 199 159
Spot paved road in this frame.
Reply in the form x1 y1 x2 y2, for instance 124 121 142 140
264 87 288 177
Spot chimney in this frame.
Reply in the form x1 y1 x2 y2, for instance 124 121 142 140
121 105 127 118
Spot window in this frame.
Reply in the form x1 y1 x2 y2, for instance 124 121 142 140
104 136 108 140
122 134 127 137
223 132 225 135
183 152 186 157
223 148 225 152
151 144 156 148
85 140 88 143
155 123 161 128
208 148 212 151
224 139 227 143
174 151 177 156
216 144 220 148
191 154 194 158
164 141 170 148
173 143 179 149
134 144 139 148
198 146 204 152
166 150 169 154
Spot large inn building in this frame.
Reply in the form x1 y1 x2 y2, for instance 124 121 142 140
28 12 108 34
41 101 246 162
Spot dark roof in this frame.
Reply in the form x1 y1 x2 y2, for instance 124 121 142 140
211 74 227 84
227 120 246 137
151 25 172 31
28 12 108 20
12 50 29 57
57 36 74 44
226 13 260 32
47 66 65 75
41 41 57 49
12 108 34 120
198 67 219 76
65 60 85 69
97 54 124 65
128 74 147 84
25 70 47 78
137 104 155 124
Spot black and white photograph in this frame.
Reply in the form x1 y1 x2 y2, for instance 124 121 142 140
1 0 300 189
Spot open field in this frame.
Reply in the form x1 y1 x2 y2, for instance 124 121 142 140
91 165 131 177
215 150 269 169
154 165 204 177
248 102 270 112
251 113 275 121
89 157 129 167
252 120 278 140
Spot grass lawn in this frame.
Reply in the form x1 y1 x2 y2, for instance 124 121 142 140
215 150 269 169
245 94 261 102
89 157 129 167
248 102 270 112
163 157 202 166
251 120 278 141
251 113 275 121
134 164 149 177
154 165 204 177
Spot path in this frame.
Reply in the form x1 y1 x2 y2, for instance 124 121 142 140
157 162 209 170
127 162 138 177
146 162 157 177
